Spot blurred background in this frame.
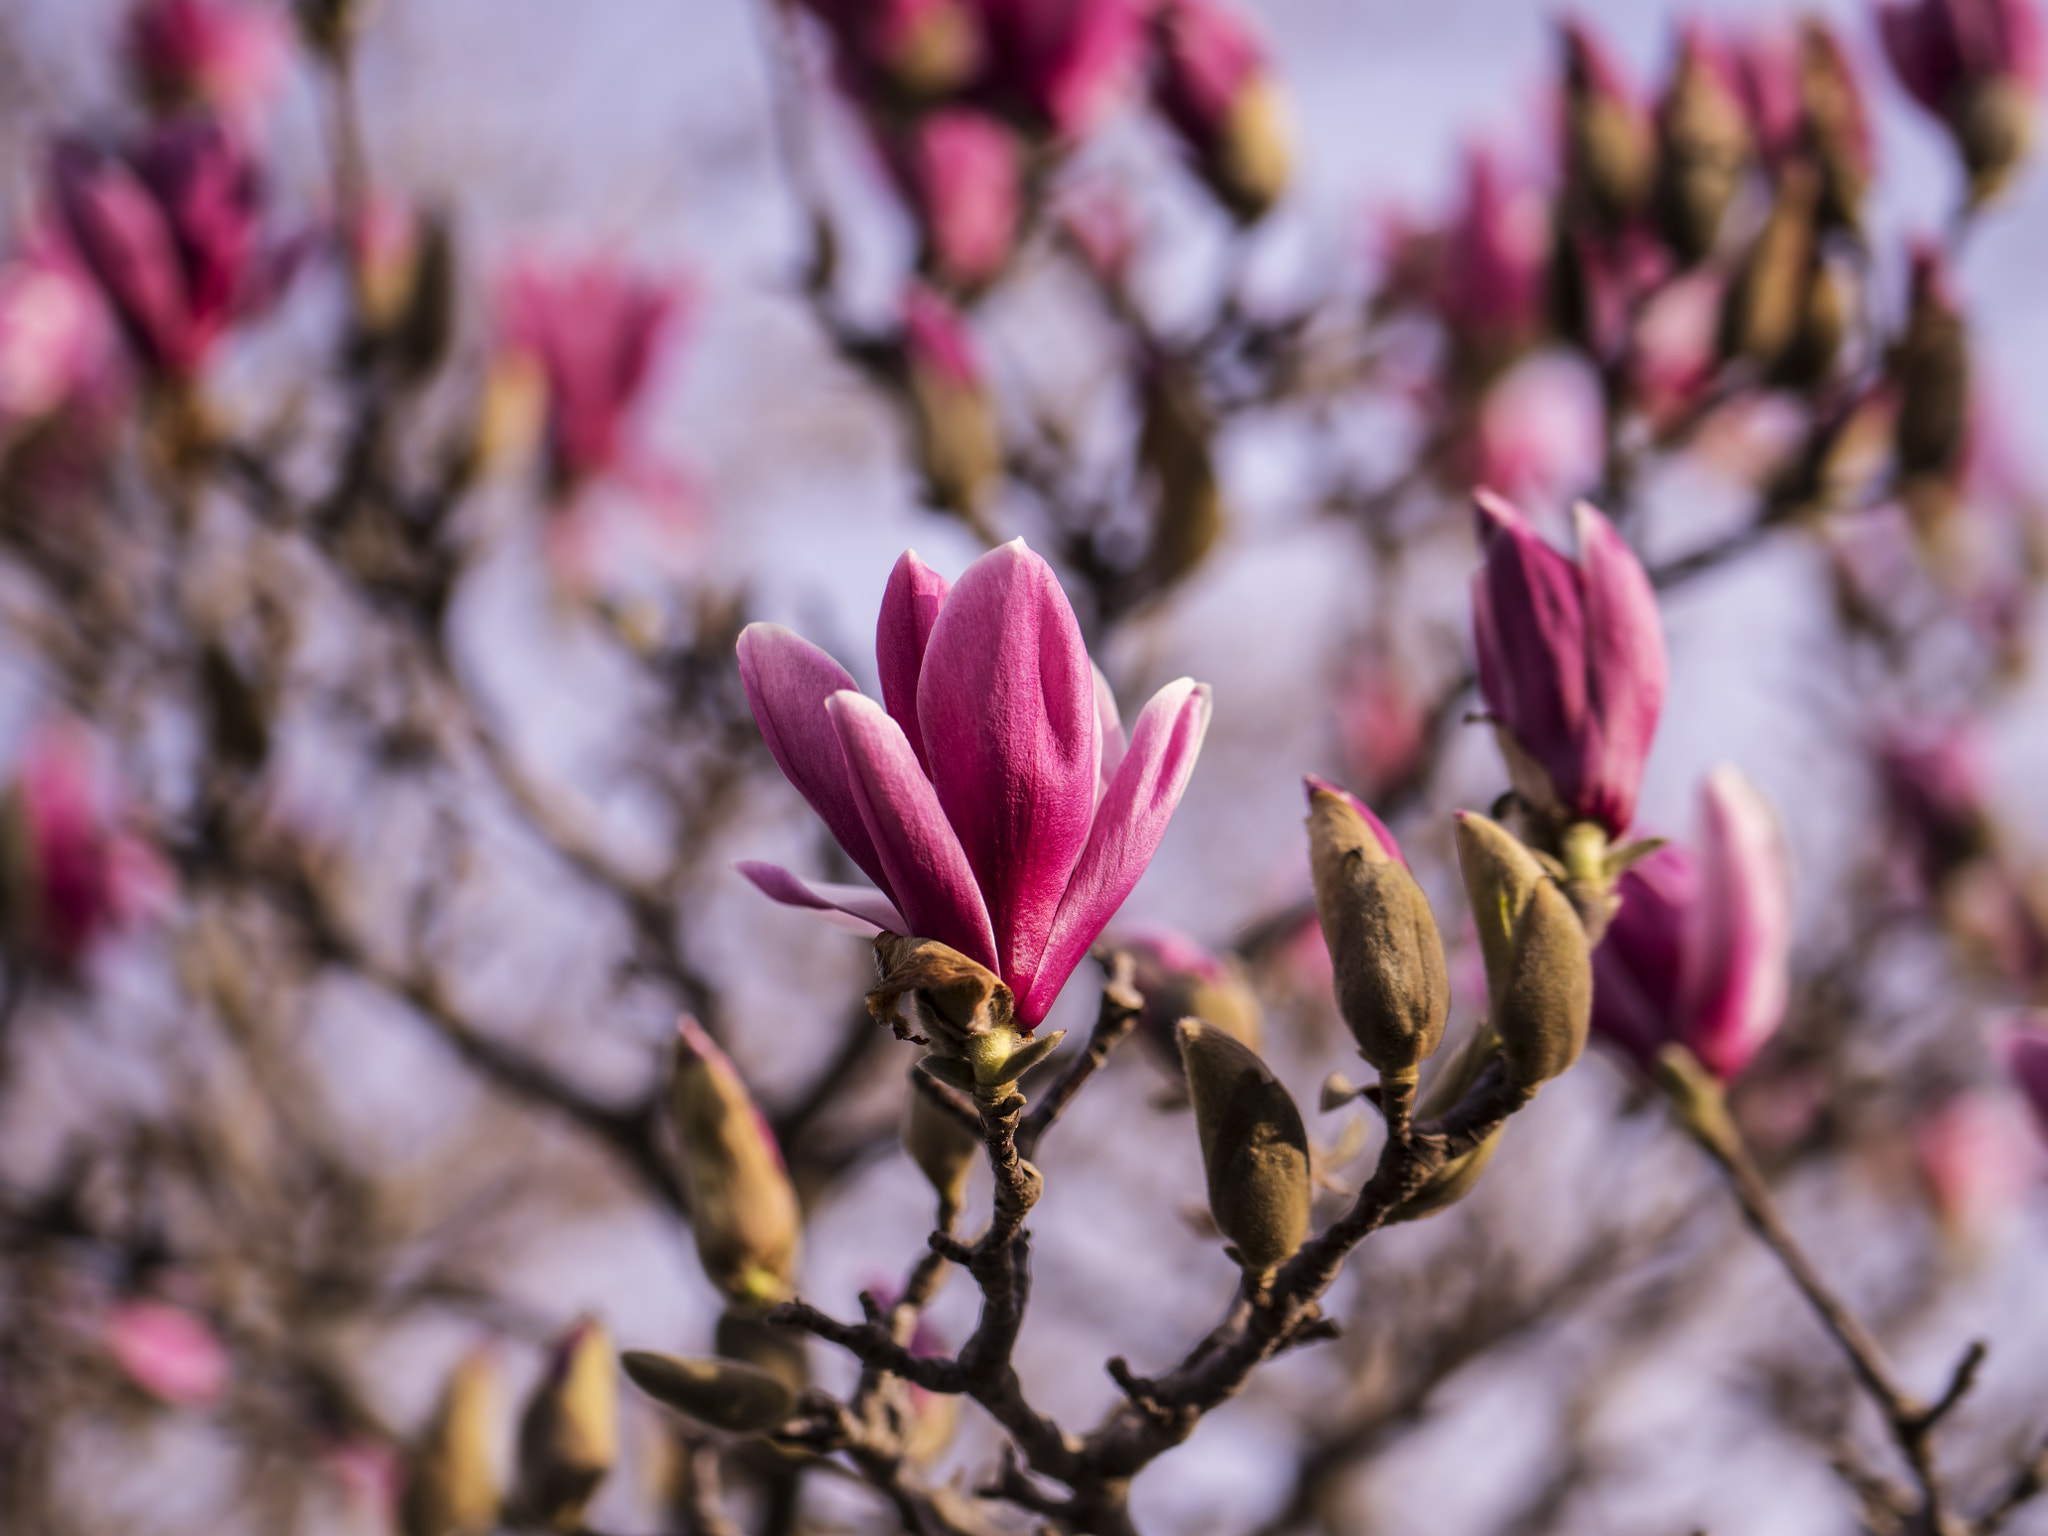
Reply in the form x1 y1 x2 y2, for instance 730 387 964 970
3 0 2048 1532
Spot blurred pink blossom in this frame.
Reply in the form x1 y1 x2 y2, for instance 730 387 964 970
125 0 291 129
902 283 984 388
2000 1013 2048 1140
13 722 168 970
895 109 1023 292
103 1299 230 1406
1470 354 1604 515
1876 725 1991 892
972 0 1147 137
1877 0 2045 116
1590 768 1794 1082
1626 269 1723 427
0 233 117 438
320 1438 404 1520
1331 646 1426 803
1913 1092 2039 1235
808 0 986 100
1433 147 1550 375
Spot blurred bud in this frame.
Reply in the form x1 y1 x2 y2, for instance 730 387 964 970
894 110 1022 293
512 1318 617 1533
352 197 454 383
1136 356 1223 590
1654 25 1752 265
1877 726 1992 892
294 0 361 58
1913 1092 2039 1239
976 0 1147 138
1471 492 1667 838
401 1349 502 1536
900 286 1001 533
1120 928 1263 1068
868 933 1063 1095
1893 244 1971 530
1454 811 1590 1090
126 0 289 127
1558 18 1656 233
1435 148 1550 386
2000 1012 2048 1143
669 1018 802 1305
1720 160 1817 373
1150 0 1292 221
471 349 547 481
1878 0 2044 206
1304 776 1448 1088
1589 768 1792 1084
1176 1017 1310 1278
103 1298 230 1406
1800 20 1876 228
714 1307 811 1398
0 235 116 447
1388 1023 1504 1222
1331 644 1427 803
620 1352 796 1436
806 0 985 100
905 1063 980 1222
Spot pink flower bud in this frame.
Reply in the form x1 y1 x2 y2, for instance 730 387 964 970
1912 1092 2039 1236
52 120 264 380
0 235 117 437
1470 491 1667 835
1876 725 1991 891
1591 767 1793 1082
1149 0 1292 220
1878 0 2045 201
499 257 685 494
126 0 291 129
900 285 1001 523
104 1299 230 1406
1732 19 1874 226
2000 1012 2048 1141
894 109 1023 292
807 0 986 100
973 0 1147 138
1557 16 1656 234
1433 147 1549 382
11 723 163 970
737 541 1211 1028
1119 926 1263 1065
1469 355 1604 515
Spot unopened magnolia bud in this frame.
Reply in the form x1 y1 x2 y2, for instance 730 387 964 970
1655 29 1751 264
1137 361 1224 592
1304 778 1448 1085
868 934 1062 1096
1893 246 1969 529
401 1349 502 1536
512 1319 616 1532
1454 813 1592 1090
1389 1023 1504 1223
670 1018 801 1305
902 288 1000 535
620 1352 796 1436
713 1308 811 1399
1212 77 1294 222
1176 1018 1310 1279
1559 21 1655 233
1721 162 1817 372
905 1064 980 1222
1150 0 1293 222
1957 76 2036 208
1122 930 1264 1068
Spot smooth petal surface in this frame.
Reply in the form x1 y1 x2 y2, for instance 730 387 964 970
1678 767 1792 1081
877 551 952 776
1093 664 1127 801
919 540 1101 993
1472 489 1589 796
54 143 195 375
734 860 907 935
1589 844 1693 1073
1022 678 1211 1025
736 624 889 895
827 691 999 970
1573 501 1666 833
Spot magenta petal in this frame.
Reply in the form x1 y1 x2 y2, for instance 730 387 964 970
918 540 1101 990
827 691 1000 971
736 624 891 897
1472 489 1590 787
2000 1015 2048 1141
1020 678 1211 1026
735 859 908 935
1678 767 1792 1082
877 550 952 776
1589 844 1694 1073
1093 664 1127 800
1574 501 1666 834
53 143 196 376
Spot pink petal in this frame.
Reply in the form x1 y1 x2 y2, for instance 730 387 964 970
1573 500 1666 834
918 540 1101 992
1093 664 1127 801
1589 843 1694 1073
1678 767 1792 1081
735 859 908 935
1302 772 1406 868
736 623 891 897
1471 488 1590 785
877 550 952 777
1999 1013 2048 1140
104 1300 229 1407
1020 678 1211 1026
828 692 999 969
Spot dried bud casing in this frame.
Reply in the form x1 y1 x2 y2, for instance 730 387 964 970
1454 813 1592 1090
905 1064 980 1222
869 934 1063 1096
401 1349 502 1536
512 1319 617 1533
1176 1018 1311 1278
1390 1023 1504 1223
1305 783 1448 1083
1721 163 1818 372
620 1352 796 1436
670 1018 802 1305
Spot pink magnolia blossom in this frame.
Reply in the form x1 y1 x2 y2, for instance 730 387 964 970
52 120 264 380
971 0 1147 137
1471 489 1667 836
500 258 685 493
104 1299 231 1406
1912 1092 2039 1235
1590 767 1793 1082
1733 20 1873 183
737 541 1211 1029
1877 0 2045 116
14 724 166 970
1625 269 1723 427
1433 147 1550 375
807 0 986 100
125 0 291 128
1470 354 1605 514
894 109 1023 292
1331 646 1427 803
1148 0 1289 217
0 234 117 436
2001 1013 2048 1140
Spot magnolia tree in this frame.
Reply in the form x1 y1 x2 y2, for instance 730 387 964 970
6 0 2048 1533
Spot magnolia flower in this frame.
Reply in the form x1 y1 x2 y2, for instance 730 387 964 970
1148 0 1292 220
499 258 683 493
53 120 264 380
104 1299 230 1406
1432 147 1550 381
1733 19 1873 224
1558 16 1656 234
1590 767 1793 1082
807 0 986 101
738 541 1211 1029
0 235 116 438
973 0 1147 137
895 109 1023 292
10 723 165 970
1878 0 2044 201
1471 489 1667 837
125 0 291 128
1470 354 1605 514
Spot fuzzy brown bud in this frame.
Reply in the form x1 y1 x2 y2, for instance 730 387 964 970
1893 247 1970 530
1957 76 2037 208
401 1348 502 1536
620 1352 797 1436
1305 783 1448 1085
1389 1024 1505 1224
512 1319 617 1533
1176 1018 1311 1279
1721 162 1818 373
1559 23 1656 233
1454 813 1592 1090
669 1018 801 1305
1655 31 1751 264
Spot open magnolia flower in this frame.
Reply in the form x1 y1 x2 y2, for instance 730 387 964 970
737 540 1211 1030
